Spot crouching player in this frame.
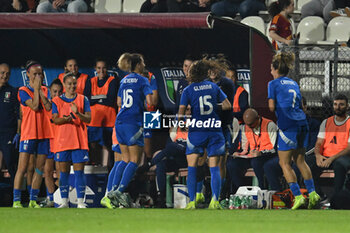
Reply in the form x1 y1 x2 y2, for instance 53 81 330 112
52 73 91 208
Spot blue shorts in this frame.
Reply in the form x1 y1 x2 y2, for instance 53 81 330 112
143 129 153 138
47 152 55 159
87 126 113 146
19 139 49 155
55 149 89 163
112 144 121 153
116 124 144 147
278 125 309 151
186 131 225 157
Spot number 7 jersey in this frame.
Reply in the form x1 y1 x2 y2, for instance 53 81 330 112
268 76 306 129
116 72 153 126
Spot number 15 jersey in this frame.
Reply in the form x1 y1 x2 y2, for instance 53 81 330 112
268 76 306 130
116 72 153 126
180 80 227 132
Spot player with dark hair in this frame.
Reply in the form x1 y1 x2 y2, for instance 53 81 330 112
178 59 231 209
13 60 53 208
85 59 117 165
58 58 89 95
268 52 320 209
52 72 91 208
107 53 153 208
268 0 295 50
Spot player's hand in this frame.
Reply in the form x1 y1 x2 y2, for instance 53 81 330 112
315 154 325 167
321 157 334 168
70 102 78 114
12 133 20 148
33 77 42 90
12 0 22 11
63 115 72 123
250 150 261 157
53 0 65 9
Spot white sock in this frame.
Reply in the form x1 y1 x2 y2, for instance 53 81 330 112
62 198 68 204
77 198 84 204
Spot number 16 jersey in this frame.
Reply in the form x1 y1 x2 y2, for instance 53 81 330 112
116 72 153 126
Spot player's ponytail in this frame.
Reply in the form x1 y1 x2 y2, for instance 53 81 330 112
272 51 295 76
268 0 291 18
188 59 211 83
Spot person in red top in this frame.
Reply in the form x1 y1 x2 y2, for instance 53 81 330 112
13 60 53 208
268 0 295 50
307 94 350 199
40 78 63 207
52 72 91 208
84 59 118 165
58 58 89 95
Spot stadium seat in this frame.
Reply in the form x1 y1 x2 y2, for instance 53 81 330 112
296 0 312 11
317 17 350 44
123 0 144 13
241 16 266 35
299 77 323 107
296 16 325 44
94 0 122 13
336 77 350 97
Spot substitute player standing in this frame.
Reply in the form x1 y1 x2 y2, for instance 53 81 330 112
178 59 231 209
13 61 53 208
107 53 153 208
52 73 91 208
268 51 320 209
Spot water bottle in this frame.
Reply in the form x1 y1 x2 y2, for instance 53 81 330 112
229 194 235 209
233 195 242 209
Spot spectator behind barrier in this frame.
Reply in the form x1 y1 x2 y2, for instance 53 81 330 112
329 0 350 18
0 0 37 12
300 0 335 23
36 0 89 13
268 0 295 50
307 94 350 200
211 0 266 19
167 0 212 12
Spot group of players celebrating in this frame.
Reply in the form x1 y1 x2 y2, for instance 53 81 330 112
11 50 320 209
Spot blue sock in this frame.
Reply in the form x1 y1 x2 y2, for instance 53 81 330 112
112 161 127 190
74 170 86 199
187 166 197 202
289 182 302 196
27 185 32 193
156 160 166 196
304 179 316 193
30 189 40 201
210 167 221 201
107 161 120 192
196 180 203 193
59 172 69 199
117 162 138 193
13 189 21 202
46 188 54 201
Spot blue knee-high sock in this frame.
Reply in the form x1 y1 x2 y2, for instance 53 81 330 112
112 161 127 191
27 185 32 193
59 172 69 199
210 167 221 201
304 179 316 193
30 189 40 201
187 166 197 202
13 189 21 202
107 161 120 192
117 162 138 193
46 188 54 201
196 180 203 193
289 182 302 196
74 170 86 199
156 160 166 196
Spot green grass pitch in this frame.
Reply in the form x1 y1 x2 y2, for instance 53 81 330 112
1 208 350 233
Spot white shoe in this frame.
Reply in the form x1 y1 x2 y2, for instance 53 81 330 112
57 202 69 208
77 203 87 208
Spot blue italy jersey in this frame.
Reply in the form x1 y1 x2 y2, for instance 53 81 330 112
268 76 306 129
116 72 153 126
180 80 227 132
